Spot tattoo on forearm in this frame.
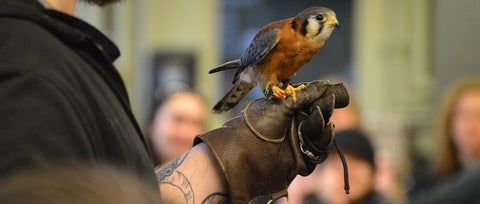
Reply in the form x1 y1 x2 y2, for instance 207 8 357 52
156 150 189 182
157 151 194 204
201 192 229 204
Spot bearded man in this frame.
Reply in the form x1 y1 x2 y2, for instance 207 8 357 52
0 1 348 203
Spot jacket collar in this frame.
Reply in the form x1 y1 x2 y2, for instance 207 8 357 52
0 0 120 63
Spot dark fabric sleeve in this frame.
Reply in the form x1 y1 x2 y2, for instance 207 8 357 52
0 69 95 177
409 168 480 204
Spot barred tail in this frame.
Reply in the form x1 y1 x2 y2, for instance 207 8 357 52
212 80 254 113
209 59 241 74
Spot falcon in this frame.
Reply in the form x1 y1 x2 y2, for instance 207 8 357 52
209 6 339 113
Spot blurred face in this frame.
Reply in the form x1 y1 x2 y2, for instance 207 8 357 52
150 93 206 163
315 153 375 204
331 104 359 131
451 90 480 165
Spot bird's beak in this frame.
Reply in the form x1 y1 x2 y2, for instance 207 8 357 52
329 16 340 29
334 21 340 29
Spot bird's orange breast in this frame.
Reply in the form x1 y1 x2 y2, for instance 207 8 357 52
257 18 324 87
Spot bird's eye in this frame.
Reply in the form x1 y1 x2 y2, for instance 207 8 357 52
315 14 326 22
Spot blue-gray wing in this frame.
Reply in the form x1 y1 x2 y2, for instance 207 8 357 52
232 27 279 83
240 27 280 67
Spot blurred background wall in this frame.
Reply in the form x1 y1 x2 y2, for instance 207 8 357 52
75 0 480 199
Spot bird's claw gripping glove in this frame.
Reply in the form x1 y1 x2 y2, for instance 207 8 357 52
194 80 349 204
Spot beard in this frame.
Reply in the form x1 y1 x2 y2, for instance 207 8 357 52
79 0 121 6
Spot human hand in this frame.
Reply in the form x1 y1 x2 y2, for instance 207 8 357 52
194 80 349 203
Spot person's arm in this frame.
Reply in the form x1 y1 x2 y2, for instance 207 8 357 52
156 81 349 203
0 70 95 175
156 143 228 203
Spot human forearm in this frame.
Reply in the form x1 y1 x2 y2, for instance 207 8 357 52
156 143 228 203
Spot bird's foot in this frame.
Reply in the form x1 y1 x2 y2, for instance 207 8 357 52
272 85 287 99
284 83 305 102
271 83 306 101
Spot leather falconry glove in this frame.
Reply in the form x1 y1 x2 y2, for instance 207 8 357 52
194 80 349 203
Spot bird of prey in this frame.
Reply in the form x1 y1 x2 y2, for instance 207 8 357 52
209 6 339 113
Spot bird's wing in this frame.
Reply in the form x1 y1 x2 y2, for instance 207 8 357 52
240 27 280 67
232 27 280 83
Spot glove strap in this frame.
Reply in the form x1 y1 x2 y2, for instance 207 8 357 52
297 123 328 164
298 123 351 195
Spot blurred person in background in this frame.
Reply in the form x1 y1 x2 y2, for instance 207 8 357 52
147 91 207 166
305 129 392 204
330 95 362 130
410 79 480 204
436 79 480 177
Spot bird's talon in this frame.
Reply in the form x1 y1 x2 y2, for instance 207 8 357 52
272 86 286 99
284 84 305 102
295 84 306 91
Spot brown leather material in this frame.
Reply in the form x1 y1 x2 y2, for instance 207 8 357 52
301 95 336 149
193 80 349 203
194 118 299 203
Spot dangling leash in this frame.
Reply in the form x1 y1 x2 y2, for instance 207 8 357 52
334 137 350 194
297 117 350 194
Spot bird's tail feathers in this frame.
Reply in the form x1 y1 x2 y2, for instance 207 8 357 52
209 59 241 74
212 80 254 113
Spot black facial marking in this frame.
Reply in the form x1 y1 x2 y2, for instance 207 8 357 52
315 24 324 37
300 19 309 36
291 20 297 30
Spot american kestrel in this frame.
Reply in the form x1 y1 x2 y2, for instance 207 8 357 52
210 6 339 113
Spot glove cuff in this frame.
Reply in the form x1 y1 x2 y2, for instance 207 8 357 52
193 118 294 203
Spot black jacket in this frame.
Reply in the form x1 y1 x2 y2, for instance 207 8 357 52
409 166 480 204
0 0 156 188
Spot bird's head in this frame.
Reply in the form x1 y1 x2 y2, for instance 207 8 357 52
293 6 339 46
